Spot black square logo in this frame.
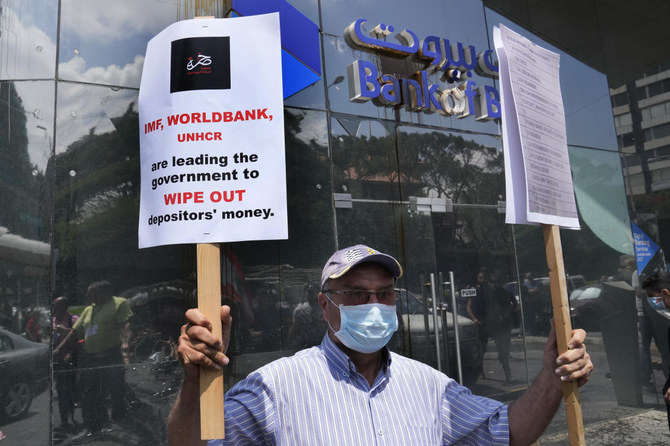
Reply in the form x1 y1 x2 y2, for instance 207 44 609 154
170 36 231 93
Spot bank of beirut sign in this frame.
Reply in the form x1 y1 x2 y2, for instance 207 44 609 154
344 19 500 121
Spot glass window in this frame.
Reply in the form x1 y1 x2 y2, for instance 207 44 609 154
647 81 663 97
616 113 632 127
330 115 401 202
628 172 644 189
0 80 51 442
623 153 640 167
569 146 633 256
59 0 182 88
654 122 670 139
611 92 629 107
650 103 666 119
641 108 651 121
637 86 648 100
0 0 58 80
621 132 636 146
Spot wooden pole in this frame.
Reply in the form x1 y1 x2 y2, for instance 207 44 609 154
197 242 225 439
542 224 585 446
192 15 224 441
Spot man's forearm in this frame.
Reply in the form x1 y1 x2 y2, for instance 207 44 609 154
508 367 563 446
168 377 207 446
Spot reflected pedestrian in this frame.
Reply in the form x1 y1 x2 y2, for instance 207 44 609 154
486 279 518 383
52 296 79 431
55 281 133 438
466 268 489 378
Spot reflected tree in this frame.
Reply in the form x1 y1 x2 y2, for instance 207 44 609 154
333 128 509 252
48 103 198 302
0 82 41 238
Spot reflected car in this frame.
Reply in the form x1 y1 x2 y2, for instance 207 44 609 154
569 284 604 331
0 328 49 422
395 289 482 386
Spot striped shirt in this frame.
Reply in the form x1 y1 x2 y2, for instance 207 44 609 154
209 335 509 445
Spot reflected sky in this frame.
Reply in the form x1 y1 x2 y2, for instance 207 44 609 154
55 83 138 155
9 81 55 171
58 0 178 86
569 146 633 255
0 0 58 80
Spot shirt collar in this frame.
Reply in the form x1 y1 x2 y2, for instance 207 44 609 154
320 334 393 381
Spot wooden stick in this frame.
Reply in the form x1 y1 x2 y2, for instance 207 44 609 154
542 224 585 446
192 16 224 440
197 242 225 439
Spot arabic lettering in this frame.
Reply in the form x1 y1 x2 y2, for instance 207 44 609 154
186 53 212 71
345 19 419 57
345 18 498 83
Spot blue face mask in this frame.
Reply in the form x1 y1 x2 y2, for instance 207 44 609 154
648 296 666 311
326 296 398 354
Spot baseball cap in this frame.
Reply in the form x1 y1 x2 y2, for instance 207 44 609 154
320 244 403 290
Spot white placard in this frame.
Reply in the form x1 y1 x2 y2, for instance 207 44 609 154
138 14 287 248
493 24 580 229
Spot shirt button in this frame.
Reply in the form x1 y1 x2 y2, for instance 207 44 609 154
378 429 383 435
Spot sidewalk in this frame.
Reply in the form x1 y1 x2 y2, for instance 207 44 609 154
539 408 669 445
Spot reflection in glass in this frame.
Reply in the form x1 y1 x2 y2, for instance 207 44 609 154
59 0 179 88
331 116 401 202
0 80 51 443
0 0 58 80
569 146 634 256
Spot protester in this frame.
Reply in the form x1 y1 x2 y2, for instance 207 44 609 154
55 280 133 438
168 244 593 445
52 296 79 431
641 271 670 431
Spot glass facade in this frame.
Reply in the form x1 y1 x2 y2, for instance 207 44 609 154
0 1 659 444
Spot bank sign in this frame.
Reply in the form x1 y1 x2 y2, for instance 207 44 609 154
344 19 500 121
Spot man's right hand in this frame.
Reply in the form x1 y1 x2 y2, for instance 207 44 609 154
177 305 232 380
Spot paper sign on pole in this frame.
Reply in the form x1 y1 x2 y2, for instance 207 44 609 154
494 24 586 446
138 14 287 248
494 24 580 230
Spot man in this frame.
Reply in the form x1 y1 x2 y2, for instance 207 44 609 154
168 244 593 445
486 278 518 383
642 271 670 430
633 259 658 390
466 268 489 378
56 280 133 437
52 296 79 431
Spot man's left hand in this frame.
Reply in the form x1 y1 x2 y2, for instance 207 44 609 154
546 323 594 387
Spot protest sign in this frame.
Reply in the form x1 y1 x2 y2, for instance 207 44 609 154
138 13 285 439
494 24 585 446
494 25 579 229
138 14 287 249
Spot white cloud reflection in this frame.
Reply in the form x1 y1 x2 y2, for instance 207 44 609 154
1 1 159 170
